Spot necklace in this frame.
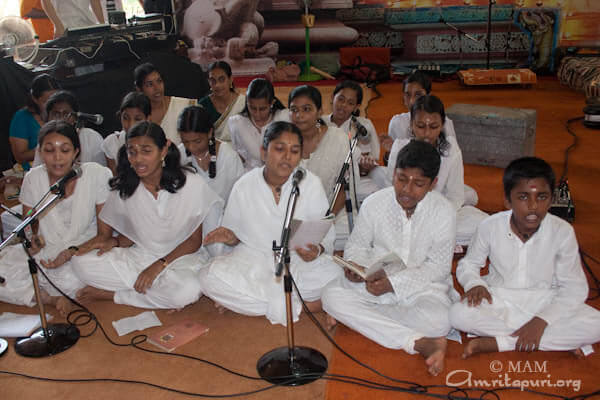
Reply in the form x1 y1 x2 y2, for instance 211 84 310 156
263 170 282 200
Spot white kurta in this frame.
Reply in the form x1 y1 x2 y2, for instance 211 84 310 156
161 97 198 145
199 167 341 326
33 127 106 167
71 173 223 309
450 211 600 352
178 141 244 203
322 188 457 352
388 112 457 141
381 137 487 246
0 163 112 305
228 109 289 171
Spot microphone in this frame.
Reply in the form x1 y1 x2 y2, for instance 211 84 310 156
74 112 104 125
351 116 369 139
50 165 82 193
292 166 306 187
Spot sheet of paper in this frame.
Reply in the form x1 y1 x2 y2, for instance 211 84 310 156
0 312 54 337
289 218 333 250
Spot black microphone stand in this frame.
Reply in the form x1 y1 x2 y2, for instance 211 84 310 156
441 17 481 70
486 0 496 70
326 125 362 232
0 186 80 357
257 181 327 385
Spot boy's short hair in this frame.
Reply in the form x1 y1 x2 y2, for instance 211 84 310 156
402 70 432 94
503 157 556 199
395 140 440 180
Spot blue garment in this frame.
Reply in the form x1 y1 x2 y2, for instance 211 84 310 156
9 108 40 170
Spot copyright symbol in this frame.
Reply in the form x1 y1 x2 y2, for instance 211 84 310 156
489 360 503 373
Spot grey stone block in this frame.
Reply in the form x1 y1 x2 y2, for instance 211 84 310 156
447 103 536 168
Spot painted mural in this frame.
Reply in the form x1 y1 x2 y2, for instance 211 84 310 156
177 0 600 75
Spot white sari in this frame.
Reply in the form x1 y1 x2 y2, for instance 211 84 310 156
71 173 222 309
200 167 341 325
0 162 112 305
178 141 244 204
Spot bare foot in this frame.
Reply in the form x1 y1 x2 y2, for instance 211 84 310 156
325 314 337 331
462 337 499 359
55 296 76 317
415 337 448 376
76 286 113 303
571 348 584 359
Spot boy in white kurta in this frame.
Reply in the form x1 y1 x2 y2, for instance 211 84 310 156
450 157 600 357
322 140 456 376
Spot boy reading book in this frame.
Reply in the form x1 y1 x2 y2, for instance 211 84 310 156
450 157 600 358
322 140 457 376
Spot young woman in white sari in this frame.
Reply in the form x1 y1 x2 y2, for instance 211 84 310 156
199 121 341 326
134 62 197 145
228 78 289 171
71 122 222 310
177 105 244 203
0 120 112 315
198 61 245 142
101 92 151 175
288 85 360 252
324 80 381 202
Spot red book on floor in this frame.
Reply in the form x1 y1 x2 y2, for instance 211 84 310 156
147 320 209 352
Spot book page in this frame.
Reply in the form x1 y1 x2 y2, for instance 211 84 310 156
289 217 333 250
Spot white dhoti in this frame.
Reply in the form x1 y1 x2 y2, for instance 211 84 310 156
449 287 600 352
322 277 450 353
200 246 341 326
72 247 206 309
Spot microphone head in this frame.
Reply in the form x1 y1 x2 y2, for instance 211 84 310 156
293 166 306 183
94 114 104 125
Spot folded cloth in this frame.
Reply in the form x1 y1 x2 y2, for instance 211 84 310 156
112 311 162 336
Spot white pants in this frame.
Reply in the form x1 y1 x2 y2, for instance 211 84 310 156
199 247 342 326
71 247 205 309
322 277 451 353
449 292 600 352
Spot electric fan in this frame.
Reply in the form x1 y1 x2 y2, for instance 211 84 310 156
0 16 39 63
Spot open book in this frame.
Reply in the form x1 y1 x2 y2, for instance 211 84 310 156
147 319 209 353
332 252 406 280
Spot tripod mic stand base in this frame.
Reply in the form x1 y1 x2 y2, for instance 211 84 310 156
257 346 327 386
15 323 80 357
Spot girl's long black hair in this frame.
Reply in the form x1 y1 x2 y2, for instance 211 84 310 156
110 121 192 199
